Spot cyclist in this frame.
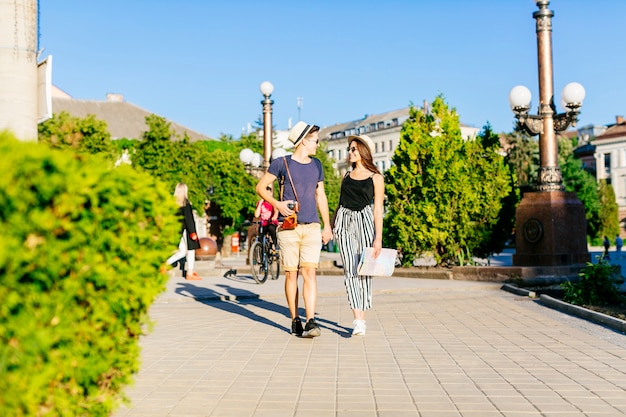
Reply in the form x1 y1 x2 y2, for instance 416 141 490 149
254 185 279 253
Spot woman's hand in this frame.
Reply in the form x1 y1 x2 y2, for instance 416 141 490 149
372 239 382 258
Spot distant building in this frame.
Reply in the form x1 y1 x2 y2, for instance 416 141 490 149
50 85 213 141
319 106 480 175
574 116 626 231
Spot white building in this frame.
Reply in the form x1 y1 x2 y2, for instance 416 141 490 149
319 106 480 175
574 116 626 231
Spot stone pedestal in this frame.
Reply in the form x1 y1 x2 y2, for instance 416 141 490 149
513 191 590 266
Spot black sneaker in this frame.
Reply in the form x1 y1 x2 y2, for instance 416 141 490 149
291 318 303 336
302 318 321 338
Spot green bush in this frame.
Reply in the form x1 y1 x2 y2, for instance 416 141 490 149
0 132 179 416
561 260 625 306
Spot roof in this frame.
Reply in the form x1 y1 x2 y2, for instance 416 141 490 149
594 122 626 141
318 106 479 141
51 89 214 142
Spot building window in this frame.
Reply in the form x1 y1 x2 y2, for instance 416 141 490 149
381 141 385 152
605 153 611 178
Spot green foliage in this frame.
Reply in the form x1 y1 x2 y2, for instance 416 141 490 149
559 137 602 239
473 124 519 258
38 111 112 156
503 129 539 188
0 132 179 416
383 96 513 266
562 261 625 306
133 119 260 229
598 180 620 239
315 141 341 217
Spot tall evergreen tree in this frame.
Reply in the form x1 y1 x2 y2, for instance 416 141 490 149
598 179 620 239
384 96 513 266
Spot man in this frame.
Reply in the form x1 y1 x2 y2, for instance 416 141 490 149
256 121 333 337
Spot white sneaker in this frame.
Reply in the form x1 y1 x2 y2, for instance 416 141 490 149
352 320 366 336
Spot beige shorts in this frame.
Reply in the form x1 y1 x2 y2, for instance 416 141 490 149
277 223 322 272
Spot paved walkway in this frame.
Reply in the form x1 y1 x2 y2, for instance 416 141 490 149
112 250 626 417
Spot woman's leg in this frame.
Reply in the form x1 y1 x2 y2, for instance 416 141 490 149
166 235 186 265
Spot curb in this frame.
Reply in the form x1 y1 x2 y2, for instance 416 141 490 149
538 294 626 333
501 283 626 334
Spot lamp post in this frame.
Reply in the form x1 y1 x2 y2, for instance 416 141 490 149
509 0 589 267
260 81 274 170
239 148 264 178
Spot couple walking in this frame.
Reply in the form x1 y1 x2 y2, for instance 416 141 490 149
256 121 384 338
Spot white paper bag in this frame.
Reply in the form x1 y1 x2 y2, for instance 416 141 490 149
357 248 398 276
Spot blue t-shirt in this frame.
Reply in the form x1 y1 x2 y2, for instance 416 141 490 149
268 156 324 223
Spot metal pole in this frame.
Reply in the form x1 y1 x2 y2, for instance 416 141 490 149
534 0 563 191
261 94 273 170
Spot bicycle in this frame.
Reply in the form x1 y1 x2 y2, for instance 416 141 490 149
249 223 280 284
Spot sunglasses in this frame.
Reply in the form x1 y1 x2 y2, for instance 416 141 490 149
346 146 358 153
307 138 319 144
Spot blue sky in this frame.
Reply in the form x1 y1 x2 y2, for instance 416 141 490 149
40 1 625 139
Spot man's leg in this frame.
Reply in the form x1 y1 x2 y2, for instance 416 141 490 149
300 267 317 321
284 270 299 319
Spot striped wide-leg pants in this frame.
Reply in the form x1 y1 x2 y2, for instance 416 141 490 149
333 205 374 311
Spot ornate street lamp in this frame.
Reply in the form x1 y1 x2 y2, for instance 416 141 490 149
509 0 589 267
509 81 585 191
260 81 274 169
239 148 263 178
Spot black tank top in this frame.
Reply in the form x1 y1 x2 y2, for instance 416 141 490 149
339 175 374 211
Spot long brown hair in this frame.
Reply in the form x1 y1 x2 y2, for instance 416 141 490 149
350 139 380 175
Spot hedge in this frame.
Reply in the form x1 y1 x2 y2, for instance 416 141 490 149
0 132 180 416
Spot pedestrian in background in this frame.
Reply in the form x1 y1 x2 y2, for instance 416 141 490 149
615 235 623 258
166 183 202 280
254 184 279 252
602 235 611 261
256 121 333 338
332 135 384 336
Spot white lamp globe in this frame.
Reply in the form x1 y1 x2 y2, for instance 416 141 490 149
251 152 263 167
239 148 253 165
272 147 287 160
260 81 274 96
561 82 585 105
508 85 532 109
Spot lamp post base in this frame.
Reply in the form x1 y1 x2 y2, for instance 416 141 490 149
513 191 590 267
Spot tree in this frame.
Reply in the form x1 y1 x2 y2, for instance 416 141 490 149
598 179 620 239
503 128 539 190
558 136 602 239
383 96 513 266
38 111 112 155
473 124 519 258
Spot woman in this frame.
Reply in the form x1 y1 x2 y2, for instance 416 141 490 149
166 183 202 280
332 134 384 336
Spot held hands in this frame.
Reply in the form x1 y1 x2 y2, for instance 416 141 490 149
322 226 333 245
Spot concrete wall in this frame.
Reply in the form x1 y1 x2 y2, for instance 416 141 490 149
0 0 39 141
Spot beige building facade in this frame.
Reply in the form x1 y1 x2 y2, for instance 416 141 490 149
319 107 480 175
